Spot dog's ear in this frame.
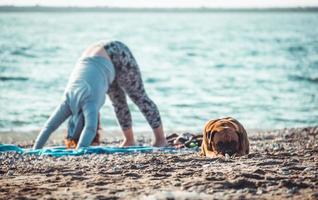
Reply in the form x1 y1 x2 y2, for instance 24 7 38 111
228 117 248 155
203 119 219 151
206 131 212 140
206 130 217 151
236 131 243 152
206 131 212 150
201 119 220 156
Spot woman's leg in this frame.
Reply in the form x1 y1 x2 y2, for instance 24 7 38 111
108 81 136 146
106 41 167 147
33 101 72 149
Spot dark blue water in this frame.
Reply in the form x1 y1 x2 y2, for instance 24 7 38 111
0 12 317 132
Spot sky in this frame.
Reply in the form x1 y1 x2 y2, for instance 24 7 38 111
1 0 318 8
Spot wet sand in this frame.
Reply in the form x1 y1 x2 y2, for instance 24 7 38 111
0 126 317 200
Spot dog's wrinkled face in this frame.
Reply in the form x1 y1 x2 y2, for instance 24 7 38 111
209 126 239 156
201 117 249 158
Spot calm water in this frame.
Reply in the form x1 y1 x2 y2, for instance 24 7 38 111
0 12 318 133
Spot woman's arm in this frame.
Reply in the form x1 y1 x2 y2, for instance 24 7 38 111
76 102 98 149
33 101 71 149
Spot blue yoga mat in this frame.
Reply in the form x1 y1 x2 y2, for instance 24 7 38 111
0 144 183 157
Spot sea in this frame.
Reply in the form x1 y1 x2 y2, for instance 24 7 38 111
0 11 317 133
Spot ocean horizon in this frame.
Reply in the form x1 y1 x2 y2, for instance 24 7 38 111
1 5 318 12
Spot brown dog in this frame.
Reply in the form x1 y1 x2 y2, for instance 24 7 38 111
201 117 249 157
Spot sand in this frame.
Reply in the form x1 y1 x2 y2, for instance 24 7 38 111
0 126 317 200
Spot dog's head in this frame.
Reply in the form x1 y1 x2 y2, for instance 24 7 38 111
201 117 249 157
209 126 240 156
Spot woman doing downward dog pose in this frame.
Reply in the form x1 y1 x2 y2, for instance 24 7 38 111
33 41 167 149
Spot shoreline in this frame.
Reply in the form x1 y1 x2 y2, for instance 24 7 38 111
0 125 315 147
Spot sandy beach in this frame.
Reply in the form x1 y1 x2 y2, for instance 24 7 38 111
0 126 317 199
0 4 318 200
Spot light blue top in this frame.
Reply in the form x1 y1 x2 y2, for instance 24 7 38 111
33 56 115 149
65 56 115 114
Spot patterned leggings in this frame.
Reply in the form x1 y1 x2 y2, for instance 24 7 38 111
104 41 162 130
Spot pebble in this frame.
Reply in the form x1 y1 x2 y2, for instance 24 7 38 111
253 168 266 175
311 192 318 199
305 153 312 157
225 154 230 161
287 187 298 195
303 167 314 173
281 169 291 175
236 189 244 194
272 144 281 151
130 164 142 169
6 170 14 176
174 182 181 187
202 163 212 168
256 189 263 195
112 166 122 172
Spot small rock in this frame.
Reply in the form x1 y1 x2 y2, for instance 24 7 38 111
253 168 266 175
225 154 230 161
311 192 318 199
236 189 244 194
174 182 181 187
256 189 263 195
281 170 291 175
303 167 314 173
225 178 257 189
123 172 141 178
202 164 212 168
287 187 298 195
112 166 122 172
57 157 66 161
6 170 14 176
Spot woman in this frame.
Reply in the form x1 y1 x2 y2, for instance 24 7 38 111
33 41 167 149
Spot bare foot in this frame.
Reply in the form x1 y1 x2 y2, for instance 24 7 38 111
152 140 168 147
152 125 168 147
120 139 136 147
